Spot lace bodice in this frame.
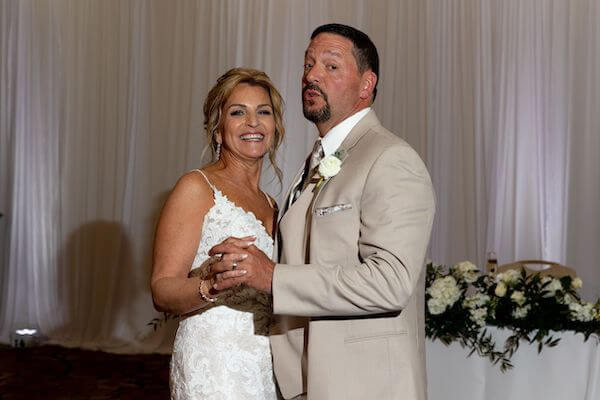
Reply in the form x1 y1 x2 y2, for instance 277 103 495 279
191 185 274 274
190 185 274 327
170 171 277 399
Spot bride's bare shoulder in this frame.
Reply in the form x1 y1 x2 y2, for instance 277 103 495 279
162 169 215 215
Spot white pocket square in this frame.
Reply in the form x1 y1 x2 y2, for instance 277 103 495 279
314 203 352 216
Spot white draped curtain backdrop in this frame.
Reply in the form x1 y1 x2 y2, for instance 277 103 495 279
1 0 598 352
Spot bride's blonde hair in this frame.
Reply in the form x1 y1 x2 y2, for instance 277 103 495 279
203 67 285 182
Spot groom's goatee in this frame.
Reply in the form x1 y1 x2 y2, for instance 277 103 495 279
303 83 331 123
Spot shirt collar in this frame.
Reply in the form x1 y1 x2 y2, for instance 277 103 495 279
320 107 371 157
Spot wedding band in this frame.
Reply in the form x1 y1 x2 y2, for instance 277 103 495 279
232 262 238 270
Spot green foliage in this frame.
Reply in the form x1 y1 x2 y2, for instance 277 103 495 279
147 312 179 331
425 262 600 371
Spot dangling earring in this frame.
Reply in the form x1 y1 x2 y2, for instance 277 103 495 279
215 143 221 160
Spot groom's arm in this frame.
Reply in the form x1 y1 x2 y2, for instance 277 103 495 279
272 143 435 317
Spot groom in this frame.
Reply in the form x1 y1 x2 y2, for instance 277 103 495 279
211 23 435 399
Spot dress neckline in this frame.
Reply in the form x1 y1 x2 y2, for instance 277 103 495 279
193 168 274 238
212 188 273 239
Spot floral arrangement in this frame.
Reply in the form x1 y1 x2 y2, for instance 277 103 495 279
425 261 600 371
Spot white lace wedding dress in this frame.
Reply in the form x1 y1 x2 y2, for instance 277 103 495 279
170 170 278 399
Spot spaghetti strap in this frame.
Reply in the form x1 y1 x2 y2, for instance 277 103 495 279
192 169 272 209
261 191 274 209
191 169 216 192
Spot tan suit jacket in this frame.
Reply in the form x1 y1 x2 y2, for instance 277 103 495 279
270 111 436 400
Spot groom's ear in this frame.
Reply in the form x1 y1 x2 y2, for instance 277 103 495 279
359 71 377 100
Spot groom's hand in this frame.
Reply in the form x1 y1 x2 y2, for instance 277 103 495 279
208 236 275 294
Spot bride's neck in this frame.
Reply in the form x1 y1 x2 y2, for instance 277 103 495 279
214 156 263 191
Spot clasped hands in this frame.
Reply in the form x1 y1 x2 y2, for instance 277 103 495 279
205 236 275 294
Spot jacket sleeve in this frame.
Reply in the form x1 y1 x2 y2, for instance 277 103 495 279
272 144 436 317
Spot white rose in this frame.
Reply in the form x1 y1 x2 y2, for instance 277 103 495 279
569 302 595 322
503 269 521 285
318 155 342 178
562 293 576 306
427 298 446 315
548 279 562 291
495 272 505 283
463 293 490 309
572 277 583 289
495 270 520 285
427 276 461 313
495 282 507 297
512 305 531 319
510 290 526 306
543 278 563 297
452 261 479 283
469 307 488 327
568 303 582 318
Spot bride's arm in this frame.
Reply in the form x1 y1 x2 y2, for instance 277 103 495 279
150 171 219 315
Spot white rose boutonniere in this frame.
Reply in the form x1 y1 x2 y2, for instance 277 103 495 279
315 150 345 190
318 155 342 178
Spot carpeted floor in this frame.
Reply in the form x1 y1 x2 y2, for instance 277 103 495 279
0 344 170 399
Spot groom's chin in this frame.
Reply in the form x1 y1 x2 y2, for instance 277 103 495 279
303 105 330 123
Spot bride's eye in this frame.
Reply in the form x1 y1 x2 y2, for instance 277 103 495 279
230 109 244 116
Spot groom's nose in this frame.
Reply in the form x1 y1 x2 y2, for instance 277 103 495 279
304 65 322 85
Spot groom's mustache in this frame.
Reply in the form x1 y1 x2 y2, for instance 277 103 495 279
303 83 328 101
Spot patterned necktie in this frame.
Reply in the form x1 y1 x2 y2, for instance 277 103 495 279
290 140 324 205
308 139 324 172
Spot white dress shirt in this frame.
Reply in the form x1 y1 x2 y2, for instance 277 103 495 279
287 107 372 209
320 107 371 156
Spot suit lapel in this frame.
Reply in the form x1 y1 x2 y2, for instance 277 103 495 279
279 156 310 222
336 109 380 155
309 110 381 209
280 110 381 229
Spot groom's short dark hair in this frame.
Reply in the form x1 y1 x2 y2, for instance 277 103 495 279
311 23 379 100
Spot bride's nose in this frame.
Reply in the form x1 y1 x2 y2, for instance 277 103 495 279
246 112 259 127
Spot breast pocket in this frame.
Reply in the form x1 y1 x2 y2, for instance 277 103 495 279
314 203 352 217
313 203 356 223
311 204 357 264
312 204 358 245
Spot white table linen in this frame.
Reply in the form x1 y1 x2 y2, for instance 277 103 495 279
427 327 600 400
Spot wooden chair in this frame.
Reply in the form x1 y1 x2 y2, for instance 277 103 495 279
494 259 576 278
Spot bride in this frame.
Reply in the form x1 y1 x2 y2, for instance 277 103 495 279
150 68 284 399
